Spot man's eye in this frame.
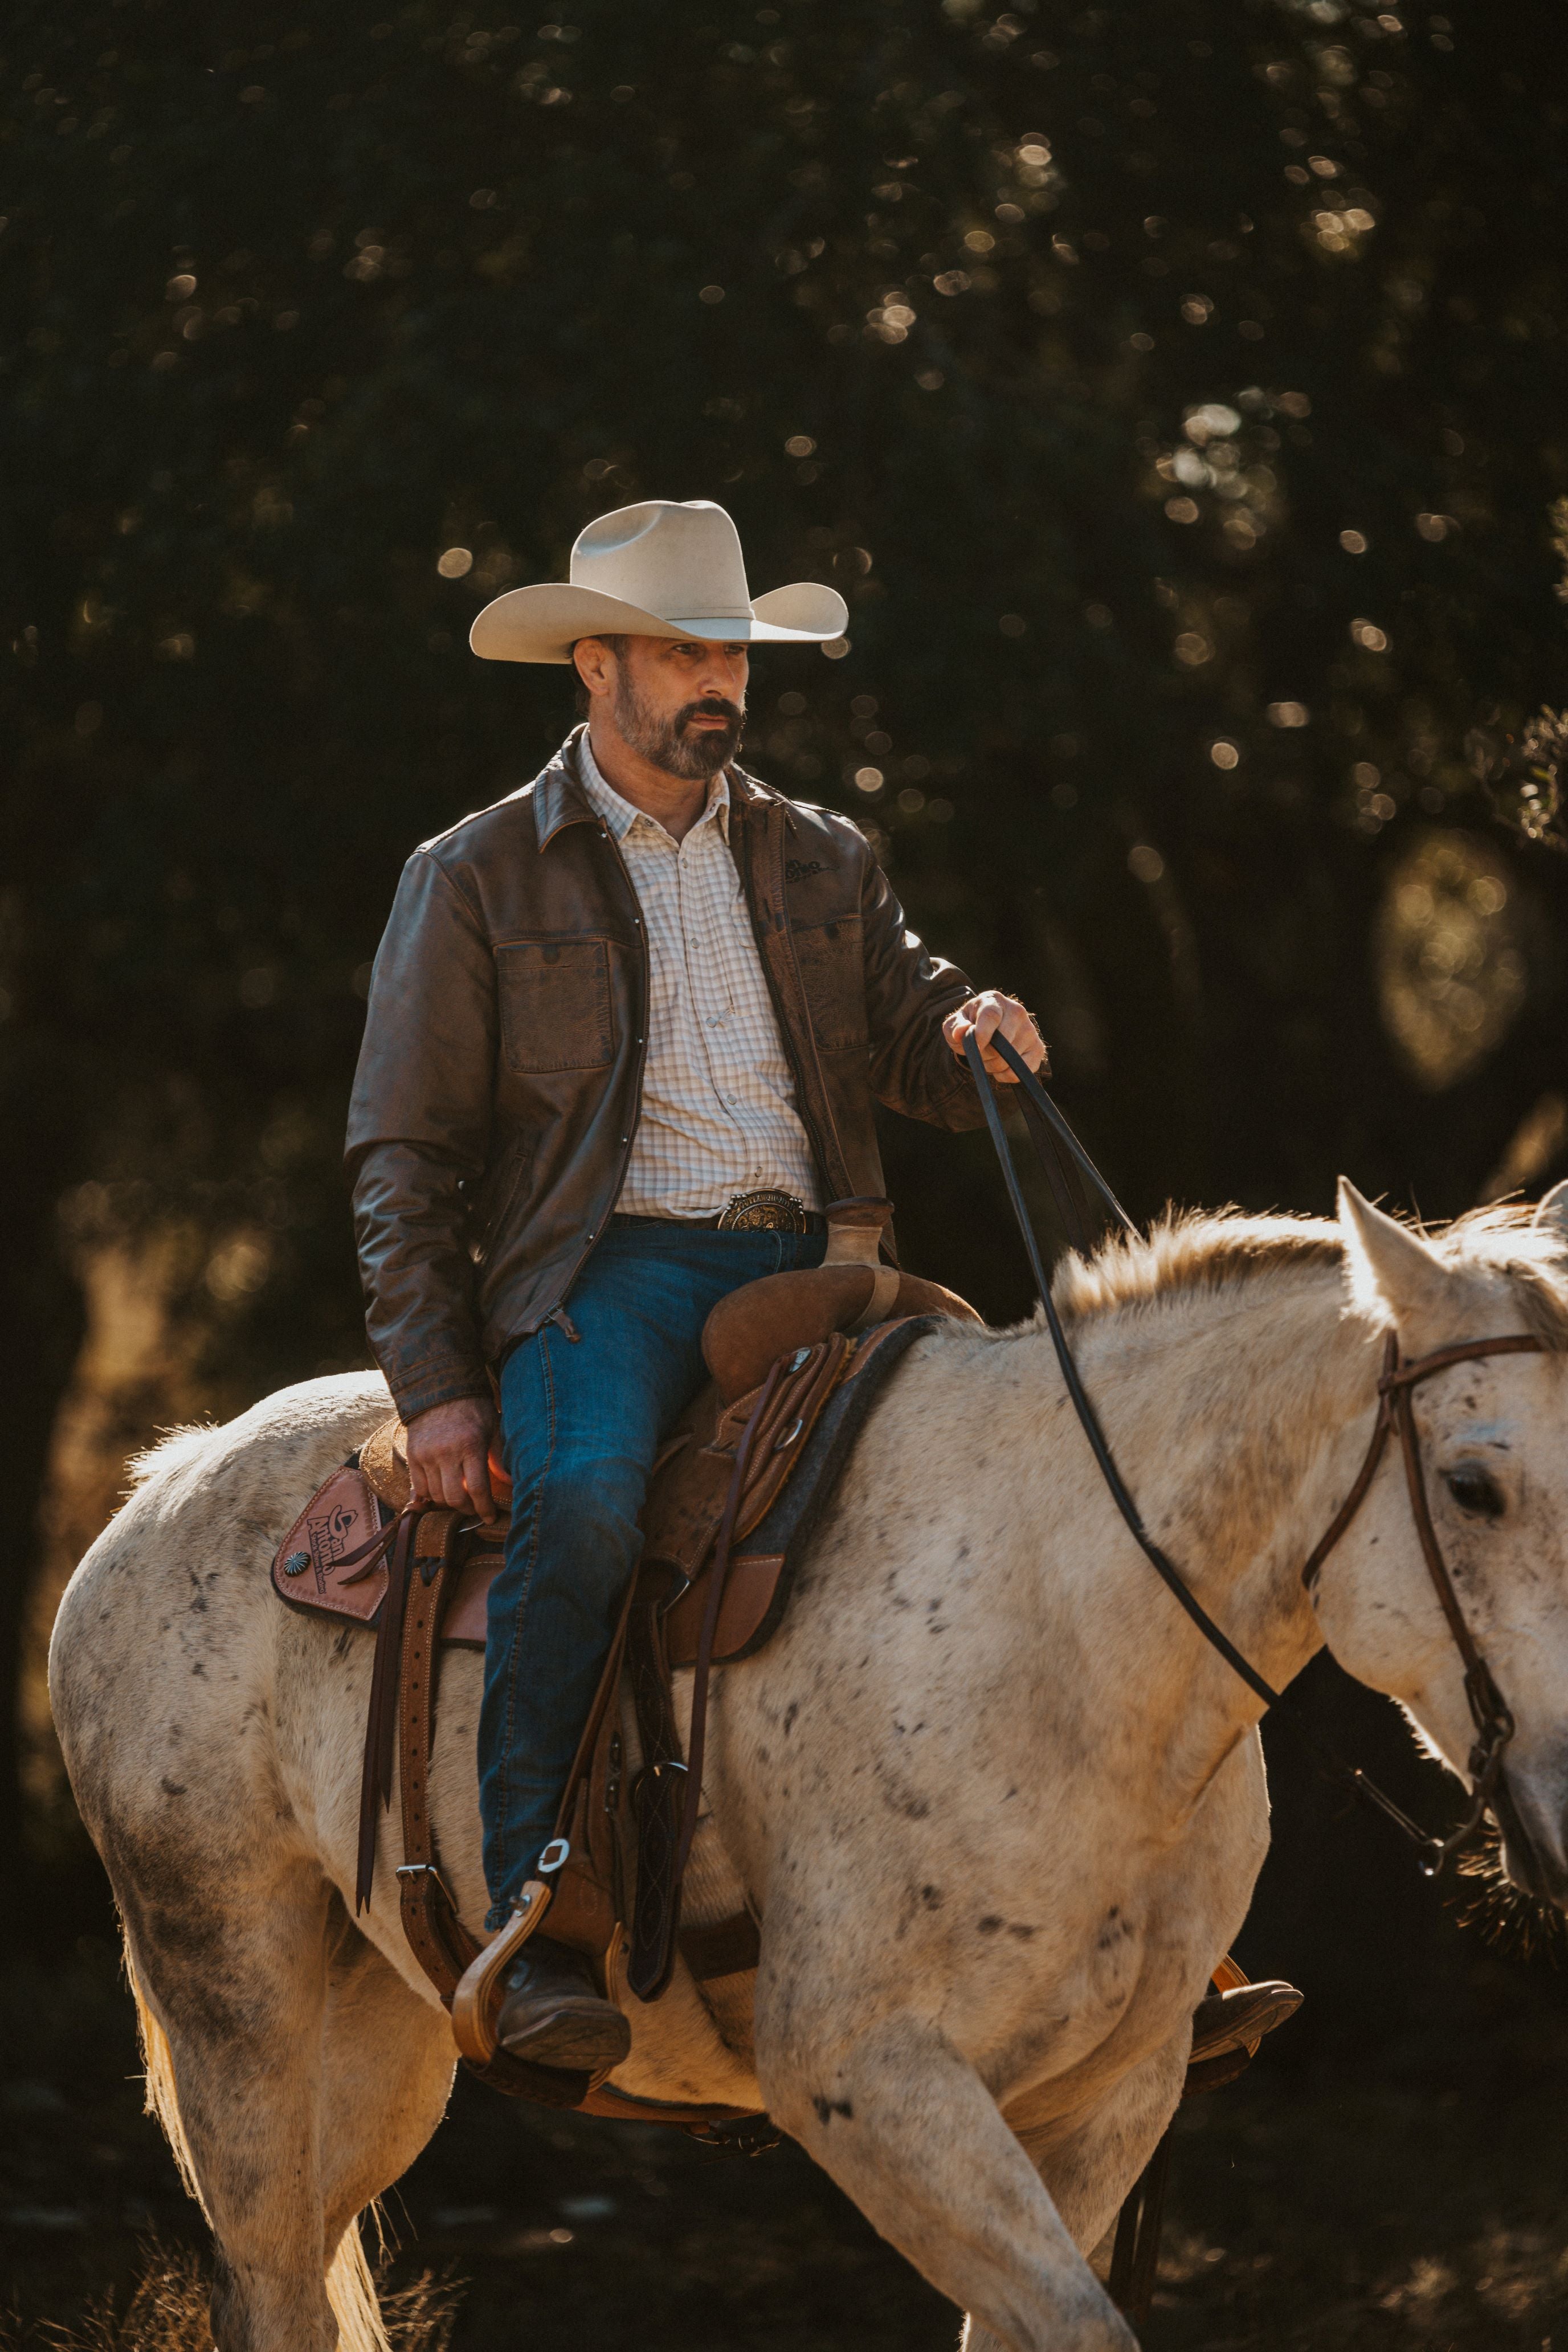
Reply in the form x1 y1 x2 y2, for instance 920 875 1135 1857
1444 1464 1506 1521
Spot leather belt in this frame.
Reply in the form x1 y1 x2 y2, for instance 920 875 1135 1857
613 1190 825 1235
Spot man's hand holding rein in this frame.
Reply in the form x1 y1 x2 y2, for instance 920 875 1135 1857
944 990 1050 1084
406 1393 498 1521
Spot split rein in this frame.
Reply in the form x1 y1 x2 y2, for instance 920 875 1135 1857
963 1030 1538 1879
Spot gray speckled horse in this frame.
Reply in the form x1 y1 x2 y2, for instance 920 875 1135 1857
50 1182 1568 2351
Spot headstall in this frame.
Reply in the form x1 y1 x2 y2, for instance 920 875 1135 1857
965 1028 1543 1877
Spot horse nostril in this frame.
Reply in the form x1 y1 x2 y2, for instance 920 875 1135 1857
1444 1464 1506 1521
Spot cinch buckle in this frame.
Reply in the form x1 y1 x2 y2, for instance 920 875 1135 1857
395 1860 457 1910
537 1836 571 1876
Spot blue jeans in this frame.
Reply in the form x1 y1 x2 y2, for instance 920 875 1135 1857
480 1214 826 1929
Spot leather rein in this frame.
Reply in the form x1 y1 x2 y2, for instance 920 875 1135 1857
964 1030 1540 1877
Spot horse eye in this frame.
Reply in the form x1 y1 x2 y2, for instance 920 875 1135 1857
1444 1464 1505 1521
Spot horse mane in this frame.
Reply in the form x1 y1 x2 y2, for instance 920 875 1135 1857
1049 1200 1568 1351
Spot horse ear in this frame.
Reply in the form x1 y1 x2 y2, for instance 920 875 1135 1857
1337 1179 1453 1332
1532 1179 1568 1245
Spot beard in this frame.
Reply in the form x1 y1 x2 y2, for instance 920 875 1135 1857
612 673 745 781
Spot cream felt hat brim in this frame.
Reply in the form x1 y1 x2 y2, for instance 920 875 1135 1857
469 498 848 664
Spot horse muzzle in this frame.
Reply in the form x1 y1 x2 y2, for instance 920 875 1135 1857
1492 1767 1568 1908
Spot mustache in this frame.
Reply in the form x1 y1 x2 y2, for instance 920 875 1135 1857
677 697 745 730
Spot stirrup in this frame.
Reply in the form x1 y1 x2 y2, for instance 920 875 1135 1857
1183 1953 1302 2097
1189 1979 1302 2066
451 1875 555 2066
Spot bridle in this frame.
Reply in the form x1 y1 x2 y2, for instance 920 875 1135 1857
965 1030 1542 1877
1298 1328 1539 1870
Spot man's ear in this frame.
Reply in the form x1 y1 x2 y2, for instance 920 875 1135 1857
1337 1179 1454 1332
1532 1178 1568 1247
573 636 614 700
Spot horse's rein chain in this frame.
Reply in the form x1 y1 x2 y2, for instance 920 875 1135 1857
965 1027 1544 1879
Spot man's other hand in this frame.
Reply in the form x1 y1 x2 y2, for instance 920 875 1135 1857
406 1394 499 1520
944 991 1050 1084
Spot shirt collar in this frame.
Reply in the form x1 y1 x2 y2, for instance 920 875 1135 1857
578 732 731 844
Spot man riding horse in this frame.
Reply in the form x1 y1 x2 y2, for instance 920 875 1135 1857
346 499 1048 2075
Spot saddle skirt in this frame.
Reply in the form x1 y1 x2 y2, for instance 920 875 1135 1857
272 1313 937 1669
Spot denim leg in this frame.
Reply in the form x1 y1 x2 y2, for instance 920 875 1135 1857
478 1219 825 1928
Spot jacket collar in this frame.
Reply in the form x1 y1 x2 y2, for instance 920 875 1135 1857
533 728 598 851
534 725 793 848
727 761 793 823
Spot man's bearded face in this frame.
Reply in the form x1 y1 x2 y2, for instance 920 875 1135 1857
611 662 745 781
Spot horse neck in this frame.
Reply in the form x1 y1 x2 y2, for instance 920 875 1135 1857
1043 1262 1383 1771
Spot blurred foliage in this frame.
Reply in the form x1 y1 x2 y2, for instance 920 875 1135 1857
7 9 1568 2321
7 0 1568 1340
1373 829 1527 1089
5 0 1568 1828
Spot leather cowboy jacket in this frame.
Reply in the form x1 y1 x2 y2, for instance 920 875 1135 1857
346 729 983 1422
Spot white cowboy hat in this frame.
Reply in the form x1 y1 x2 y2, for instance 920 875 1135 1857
469 499 848 664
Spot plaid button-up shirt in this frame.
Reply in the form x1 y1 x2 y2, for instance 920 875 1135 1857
579 737 822 1218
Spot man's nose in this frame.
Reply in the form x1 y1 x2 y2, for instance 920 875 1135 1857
695 646 746 703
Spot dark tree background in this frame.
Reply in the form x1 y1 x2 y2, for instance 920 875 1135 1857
5 0 1568 2339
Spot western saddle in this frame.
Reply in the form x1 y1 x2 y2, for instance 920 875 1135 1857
272 1196 1298 2141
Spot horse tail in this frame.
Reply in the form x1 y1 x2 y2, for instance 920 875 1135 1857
324 2228 393 2352
128 1953 204 2209
127 1942 393 2352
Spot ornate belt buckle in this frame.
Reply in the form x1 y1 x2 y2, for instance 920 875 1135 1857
716 1188 809 1234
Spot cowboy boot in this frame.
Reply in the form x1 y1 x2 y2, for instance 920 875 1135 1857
1189 1979 1302 2071
493 1936 632 2072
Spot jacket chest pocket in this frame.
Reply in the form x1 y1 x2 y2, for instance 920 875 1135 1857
496 937 615 1072
790 913 868 1054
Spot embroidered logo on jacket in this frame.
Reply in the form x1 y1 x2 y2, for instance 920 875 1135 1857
784 858 825 884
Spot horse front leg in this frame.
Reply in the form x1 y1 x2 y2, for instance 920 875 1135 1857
757 2004 1137 2352
1013 2038 1187 2255
959 2044 1190 2352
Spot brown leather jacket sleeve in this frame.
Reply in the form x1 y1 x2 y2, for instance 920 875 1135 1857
345 851 498 1422
859 856 985 1132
